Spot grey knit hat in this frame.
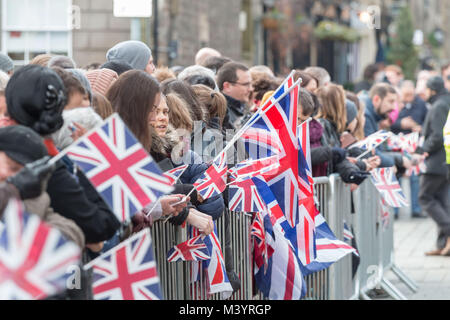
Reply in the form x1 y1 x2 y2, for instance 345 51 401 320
345 99 358 126
67 68 93 104
106 41 152 71
0 53 14 73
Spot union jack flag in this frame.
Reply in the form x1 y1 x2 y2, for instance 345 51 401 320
228 156 280 181
88 229 162 300
188 225 233 299
253 210 306 300
343 221 354 243
228 178 266 213
406 158 427 177
380 198 391 229
251 211 274 275
242 75 316 265
301 213 357 276
193 151 227 200
370 167 409 208
388 132 419 154
241 73 295 160
251 176 317 267
0 199 81 300
65 114 174 223
297 120 314 195
163 164 189 186
350 130 392 151
202 226 233 299
167 235 211 262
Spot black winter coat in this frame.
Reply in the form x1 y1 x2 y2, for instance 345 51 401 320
418 90 450 175
46 161 121 244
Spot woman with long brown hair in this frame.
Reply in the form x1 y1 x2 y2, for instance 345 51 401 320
106 70 160 151
315 83 370 186
316 83 348 147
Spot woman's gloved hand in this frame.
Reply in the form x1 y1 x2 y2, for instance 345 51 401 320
331 147 347 165
346 171 371 185
7 156 55 200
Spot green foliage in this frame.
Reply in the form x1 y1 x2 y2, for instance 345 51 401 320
386 7 419 80
314 20 361 43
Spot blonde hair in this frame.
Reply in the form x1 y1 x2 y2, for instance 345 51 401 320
316 84 347 134
29 54 54 67
191 84 227 125
165 93 193 132
153 67 176 83
92 92 114 120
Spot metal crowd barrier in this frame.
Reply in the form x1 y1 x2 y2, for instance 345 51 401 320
151 174 414 300
353 177 418 300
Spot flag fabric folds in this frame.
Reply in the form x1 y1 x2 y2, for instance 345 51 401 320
370 167 409 208
301 213 357 276
193 151 228 200
167 235 211 262
0 199 81 300
65 113 174 223
163 164 189 186
350 130 391 151
253 210 306 300
89 229 162 300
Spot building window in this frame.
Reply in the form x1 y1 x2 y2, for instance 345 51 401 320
1 0 72 66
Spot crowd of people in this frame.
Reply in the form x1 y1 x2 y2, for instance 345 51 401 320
0 40 449 299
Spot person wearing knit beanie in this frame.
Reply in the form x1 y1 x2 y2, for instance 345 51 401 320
86 68 119 96
106 41 155 74
0 53 14 75
5 65 67 136
67 68 93 105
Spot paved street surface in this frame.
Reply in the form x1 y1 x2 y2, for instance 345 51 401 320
382 215 450 300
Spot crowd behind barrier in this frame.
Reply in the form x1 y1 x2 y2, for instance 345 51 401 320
151 174 418 300
0 40 448 301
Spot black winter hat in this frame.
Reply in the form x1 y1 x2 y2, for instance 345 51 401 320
0 125 48 165
5 65 67 135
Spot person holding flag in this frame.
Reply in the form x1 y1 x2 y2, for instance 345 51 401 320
147 91 221 235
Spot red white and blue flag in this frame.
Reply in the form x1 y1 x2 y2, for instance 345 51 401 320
253 210 306 300
193 151 227 200
188 225 233 299
0 199 81 300
228 178 266 213
167 235 211 262
251 211 274 276
250 175 317 266
239 72 316 266
88 229 162 300
406 158 427 177
343 221 354 243
370 167 409 208
65 113 174 222
380 198 391 230
163 164 189 186
301 213 357 275
228 156 280 182
350 130 391 151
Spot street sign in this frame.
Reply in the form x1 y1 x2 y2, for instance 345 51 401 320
113 0 152 18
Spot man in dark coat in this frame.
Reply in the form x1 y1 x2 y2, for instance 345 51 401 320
416 76 450 256
217 62 253 131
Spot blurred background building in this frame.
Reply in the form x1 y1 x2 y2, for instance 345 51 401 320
1 0 449 85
